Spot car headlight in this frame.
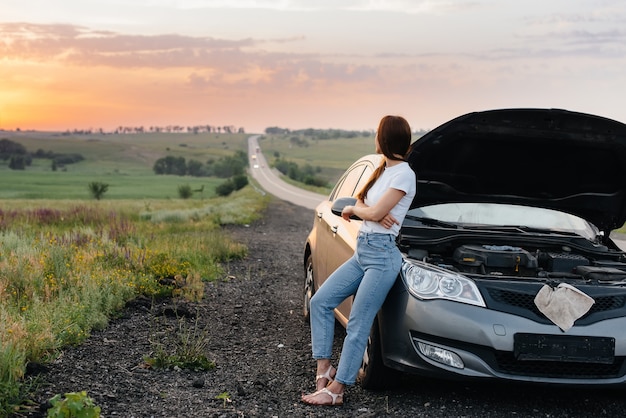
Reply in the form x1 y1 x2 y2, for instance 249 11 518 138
401 260 486 307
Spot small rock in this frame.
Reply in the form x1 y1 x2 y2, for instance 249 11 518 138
236 381 246 396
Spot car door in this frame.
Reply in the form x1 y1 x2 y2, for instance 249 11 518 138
320 156 379 326
313 161 364 285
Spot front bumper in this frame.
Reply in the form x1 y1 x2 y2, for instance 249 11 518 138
378 281 626 385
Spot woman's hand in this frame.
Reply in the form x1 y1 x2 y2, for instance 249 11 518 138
341 205 355 221
380 213 399 229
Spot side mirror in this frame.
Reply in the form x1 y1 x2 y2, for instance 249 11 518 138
331 197 362 220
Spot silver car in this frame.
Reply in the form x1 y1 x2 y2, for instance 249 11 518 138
303 108 626 389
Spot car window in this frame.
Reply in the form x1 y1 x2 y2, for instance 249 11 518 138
330 164 365 200
407 203 599 240
354 164 375 197
330 161 374 201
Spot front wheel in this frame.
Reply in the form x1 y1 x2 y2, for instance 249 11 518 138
359 317 399 390
303 255 315 323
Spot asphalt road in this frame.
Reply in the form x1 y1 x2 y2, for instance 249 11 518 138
247 135 327 211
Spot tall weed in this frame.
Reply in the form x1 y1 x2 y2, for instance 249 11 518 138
0 186 268 416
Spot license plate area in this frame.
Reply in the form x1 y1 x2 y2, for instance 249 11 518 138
514 333 615 364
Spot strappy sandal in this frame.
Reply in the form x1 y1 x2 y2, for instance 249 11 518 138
315 365 336 390
302 387 344 406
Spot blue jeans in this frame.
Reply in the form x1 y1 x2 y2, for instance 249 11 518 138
310 232 402 385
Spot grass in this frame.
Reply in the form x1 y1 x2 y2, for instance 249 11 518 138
0 168 223 200
0 187 270 416
144 314 215 371
0 130 248 200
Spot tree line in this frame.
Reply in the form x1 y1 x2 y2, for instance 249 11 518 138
272 155 327 188
264 127 373 139
152 150 249 197
56 124 246 136
264 126 430 138
152 150 247 178
0 138 84 170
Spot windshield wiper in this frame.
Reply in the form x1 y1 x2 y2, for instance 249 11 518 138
468 225 581 236
404 215 460 229
404 216 586 238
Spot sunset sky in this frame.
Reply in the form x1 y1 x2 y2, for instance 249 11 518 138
2 0 625 133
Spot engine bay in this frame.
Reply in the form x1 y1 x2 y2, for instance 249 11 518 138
405 242 626 281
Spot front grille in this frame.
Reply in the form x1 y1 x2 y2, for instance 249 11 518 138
591 295 626 312
489 288 543 317
495 352 625 378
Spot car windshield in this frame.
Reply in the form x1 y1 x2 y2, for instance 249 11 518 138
406 203 599 240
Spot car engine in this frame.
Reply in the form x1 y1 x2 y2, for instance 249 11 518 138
406 242 626 281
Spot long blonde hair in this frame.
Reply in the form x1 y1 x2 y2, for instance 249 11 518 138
356 115 411 201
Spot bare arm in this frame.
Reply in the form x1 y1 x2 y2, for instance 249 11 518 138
342 188 405 223
351 198 399 229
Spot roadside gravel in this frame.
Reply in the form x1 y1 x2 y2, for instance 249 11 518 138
21 198 626 417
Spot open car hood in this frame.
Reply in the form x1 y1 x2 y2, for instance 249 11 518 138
407 108 626 233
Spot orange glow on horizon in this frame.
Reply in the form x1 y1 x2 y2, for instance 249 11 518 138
2 15 626 135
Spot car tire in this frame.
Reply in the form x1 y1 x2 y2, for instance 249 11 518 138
303 254 315 323
359 316 399 390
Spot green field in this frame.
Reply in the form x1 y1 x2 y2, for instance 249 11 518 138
258 133 376 186
0 130 249 200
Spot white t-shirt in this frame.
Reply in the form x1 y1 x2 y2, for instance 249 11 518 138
360 161 416 236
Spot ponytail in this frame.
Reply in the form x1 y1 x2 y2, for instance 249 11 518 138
356 158 386 201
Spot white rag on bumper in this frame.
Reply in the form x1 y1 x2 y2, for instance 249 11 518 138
534 283 595 332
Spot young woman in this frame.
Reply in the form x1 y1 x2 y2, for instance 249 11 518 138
302 115 416 406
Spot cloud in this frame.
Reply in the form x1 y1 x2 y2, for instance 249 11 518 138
0 22 255 63
0 22 387 89
138 0 476 14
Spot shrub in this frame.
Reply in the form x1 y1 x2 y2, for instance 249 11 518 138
215 172 248 197
88 182 109 200
9 155 27 169
272 158 327 188
52 154 84 165
215 180 235 196
47 391 101 417
232 174 248 191
144 316 215 371
178 185 193 199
